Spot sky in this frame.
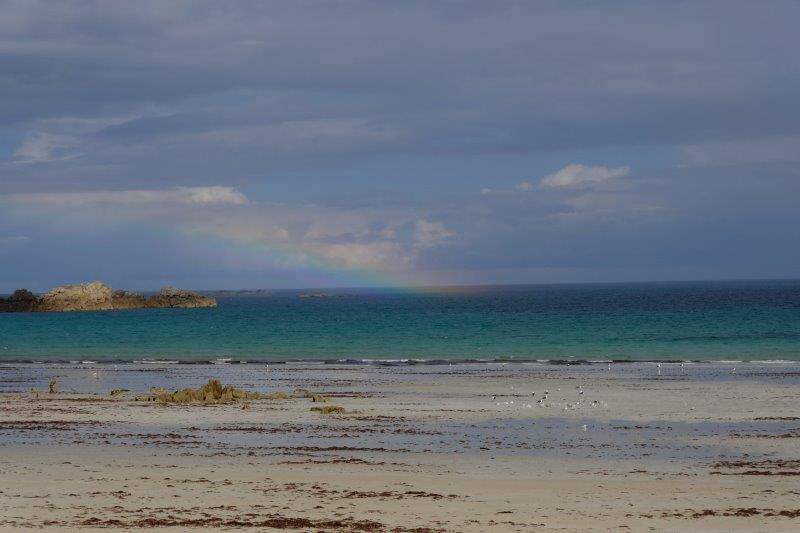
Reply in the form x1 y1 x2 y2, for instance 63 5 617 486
1 1 799 291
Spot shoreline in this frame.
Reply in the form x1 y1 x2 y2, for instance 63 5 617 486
2 357 799 365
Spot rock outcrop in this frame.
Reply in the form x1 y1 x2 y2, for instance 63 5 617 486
143 286 217 309
0 282 216 313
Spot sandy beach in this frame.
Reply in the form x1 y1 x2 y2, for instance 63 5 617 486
1 361 799 532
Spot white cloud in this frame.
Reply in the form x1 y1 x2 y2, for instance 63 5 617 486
1 185 453 272
3 186 248 206
413 219 454 248
481 165 629 196
309 241 412 270
13 133 80 164
540 163 631 189
176 186 248 205
186 209 454 271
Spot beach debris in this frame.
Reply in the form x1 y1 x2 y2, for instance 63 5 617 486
311 394 329 403
137 379 265 405
310 405 346 415
48 377 59 394
109 389 130 397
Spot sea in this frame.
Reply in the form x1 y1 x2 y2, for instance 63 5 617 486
1 280 799 364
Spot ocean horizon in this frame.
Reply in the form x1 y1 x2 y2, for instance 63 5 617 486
2 279 798 363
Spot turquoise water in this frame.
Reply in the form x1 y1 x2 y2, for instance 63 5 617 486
1 280 799 362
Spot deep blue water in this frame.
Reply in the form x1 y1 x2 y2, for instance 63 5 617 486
1 280 799 362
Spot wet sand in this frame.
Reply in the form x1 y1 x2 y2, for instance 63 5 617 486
1 362 799 531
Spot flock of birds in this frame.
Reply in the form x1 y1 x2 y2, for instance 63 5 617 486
486 361 741 416
490 383 607 412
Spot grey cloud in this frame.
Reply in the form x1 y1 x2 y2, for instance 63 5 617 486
683 136 800 166
3 1 800 189
1 1 799 288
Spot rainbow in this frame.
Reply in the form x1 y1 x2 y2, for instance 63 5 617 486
201 231 446 292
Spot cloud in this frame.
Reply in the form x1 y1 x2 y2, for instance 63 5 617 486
1 3 799 287
3 1 799 194
13 133 80 164
683 135 800 166
287 219 453 270
1 185 453 273
559 192 663 215
540 164 631 189
480 166 629 195
195 210 455 271
0 236 30 244
4 186 249 206
413 220 454 249
480 180 534 195
307 241 412 270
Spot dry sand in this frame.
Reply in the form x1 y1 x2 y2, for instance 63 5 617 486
1 362 799 531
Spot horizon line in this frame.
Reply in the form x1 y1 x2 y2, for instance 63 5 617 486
3 276 800 296
200 276 800 293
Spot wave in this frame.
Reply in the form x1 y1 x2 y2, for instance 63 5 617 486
2 356 800 366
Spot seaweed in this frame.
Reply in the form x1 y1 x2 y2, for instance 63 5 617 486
310 405 345 414
137 379 264 405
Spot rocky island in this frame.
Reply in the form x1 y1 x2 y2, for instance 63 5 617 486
0 282 216 312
